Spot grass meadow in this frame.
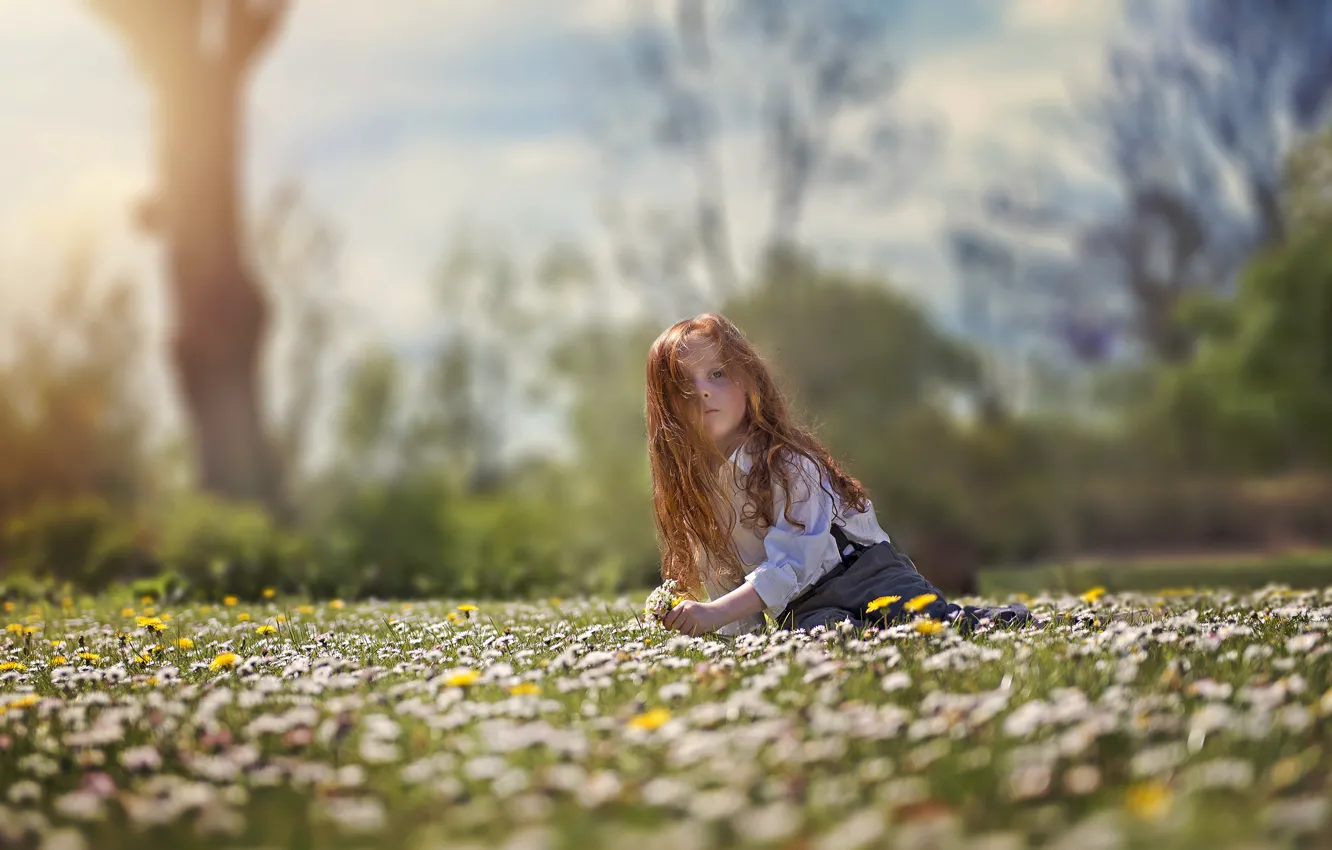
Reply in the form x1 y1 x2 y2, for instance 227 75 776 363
1 585 1330 849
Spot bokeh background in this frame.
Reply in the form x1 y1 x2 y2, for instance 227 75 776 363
2 0 1331 603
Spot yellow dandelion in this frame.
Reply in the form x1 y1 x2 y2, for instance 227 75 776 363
903 594 938 613
1 602 12 613
276 615 286 623
0 661 25 671
1080 586 1107 604
209 652 238 671
443 669 480 687
255 624 277 635
8 694 39 709
297 605 314 615
52 655 68 665
328 600 345 610
1271 757 1301 789
866 595 902 613
133 653 153 663
223 596 238 607
120 607 135 618
142 607 155 617
175 638 194 649
628 708 672 731
22 626 37 636
446 612 460 623
77 652 100 662
1125 781 1171 820
161 613 172 621
457 604 478 613
5 623 23 634
237 613 251 622
136 616 164 629
508 683 542 696
914 619 945 635
262 588 276 599
549 598 563 606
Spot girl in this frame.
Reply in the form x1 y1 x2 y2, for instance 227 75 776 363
645 313 1029 638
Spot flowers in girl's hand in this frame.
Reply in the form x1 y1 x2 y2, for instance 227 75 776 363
644 580 685 626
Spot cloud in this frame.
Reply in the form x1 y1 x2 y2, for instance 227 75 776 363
1004 0 1120 33
0 0 1127 455
300 132 604 344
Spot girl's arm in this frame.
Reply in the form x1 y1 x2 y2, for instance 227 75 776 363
663 582 766 636
664 454 839 635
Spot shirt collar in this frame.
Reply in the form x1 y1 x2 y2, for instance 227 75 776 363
727 439 755 474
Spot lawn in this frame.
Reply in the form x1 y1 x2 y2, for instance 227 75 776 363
978 548 1332 596
1 588 1330 849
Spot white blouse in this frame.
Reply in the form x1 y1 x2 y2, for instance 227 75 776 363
700 441 892 636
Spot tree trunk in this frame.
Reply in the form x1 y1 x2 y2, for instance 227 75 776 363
157 62 282 510
91 1 289 514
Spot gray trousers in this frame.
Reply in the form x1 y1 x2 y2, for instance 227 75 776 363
774 541 1031 632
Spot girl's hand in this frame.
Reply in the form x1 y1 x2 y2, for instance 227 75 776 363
662 600 724 637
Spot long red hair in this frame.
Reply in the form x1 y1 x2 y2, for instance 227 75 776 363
644 313 869 598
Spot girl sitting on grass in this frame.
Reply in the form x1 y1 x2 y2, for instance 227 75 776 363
644 313 1030 637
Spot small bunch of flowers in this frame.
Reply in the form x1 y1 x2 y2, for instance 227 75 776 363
644 579 685 627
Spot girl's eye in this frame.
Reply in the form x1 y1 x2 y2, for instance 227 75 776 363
710 369 725 380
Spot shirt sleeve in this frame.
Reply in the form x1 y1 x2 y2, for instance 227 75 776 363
741 454 843 614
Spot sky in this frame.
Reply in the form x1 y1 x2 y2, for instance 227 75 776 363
0 0 1124 457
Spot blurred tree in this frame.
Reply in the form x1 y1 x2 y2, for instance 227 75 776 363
334 347 404 482
728 251 982 452
952 0 1332 368
411 234 605 493
552 322 665 589
601 0 939 308
87 0 290 513
0 242 152 522
253 182 347 490
1143 130 1332 473
1284 127 1332 231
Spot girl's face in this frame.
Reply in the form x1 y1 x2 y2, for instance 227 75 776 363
679 338 748 457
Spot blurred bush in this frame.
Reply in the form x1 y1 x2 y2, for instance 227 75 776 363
3 137 1331 601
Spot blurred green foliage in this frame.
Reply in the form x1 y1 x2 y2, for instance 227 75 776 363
3 137 1332 602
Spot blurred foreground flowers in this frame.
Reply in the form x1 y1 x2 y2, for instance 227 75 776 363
0 588 1329 848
